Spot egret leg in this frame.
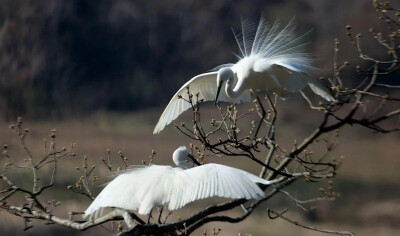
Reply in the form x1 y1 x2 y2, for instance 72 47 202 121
157 206 164 224
251 90 267 139
147 209 153 223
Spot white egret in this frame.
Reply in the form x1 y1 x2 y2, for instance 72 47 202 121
85 146 271 217
153 18 334 134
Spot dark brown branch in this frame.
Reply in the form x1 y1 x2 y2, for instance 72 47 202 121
267 209 355 236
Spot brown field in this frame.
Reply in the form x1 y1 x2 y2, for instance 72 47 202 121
0 102 399 236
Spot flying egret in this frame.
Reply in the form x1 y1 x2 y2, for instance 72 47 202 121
85 146 271 217
153 18 334 134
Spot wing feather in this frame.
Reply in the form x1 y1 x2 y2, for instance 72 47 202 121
85 165 177 217
167 164 271 211
86 164 272 217
220 172 234 198
251 61 334 101
153 72 252 134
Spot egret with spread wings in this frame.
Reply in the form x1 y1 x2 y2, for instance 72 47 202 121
153 18 334 134
85 146 271 217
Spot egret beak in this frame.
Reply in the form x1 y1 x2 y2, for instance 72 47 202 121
188 154 201 166
215 81 223 106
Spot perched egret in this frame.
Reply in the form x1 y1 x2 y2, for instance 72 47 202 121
85 146 271 217
153 18 334 134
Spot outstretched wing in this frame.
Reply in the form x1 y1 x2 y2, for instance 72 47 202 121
251 60 334 102
84 164 271 217
153 72 252 134
272 62 335 102
84 166 171 218
167 164 271 211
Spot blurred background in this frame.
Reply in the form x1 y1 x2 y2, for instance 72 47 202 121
0 0 399 235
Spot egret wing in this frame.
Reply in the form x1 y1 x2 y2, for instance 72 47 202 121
252 60 334 101
84 165 174 217
167 164 271 211
303 75 335 102
153 72 251 134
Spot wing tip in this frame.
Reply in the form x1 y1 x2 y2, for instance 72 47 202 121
153 121 165 134
258 179 272 185
324 94 335 103
153 127 160 134
83 208 95 219
307 82 335 103
83 206 107 220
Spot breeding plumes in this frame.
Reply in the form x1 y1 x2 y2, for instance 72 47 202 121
85 146 271 217
153 17 334 134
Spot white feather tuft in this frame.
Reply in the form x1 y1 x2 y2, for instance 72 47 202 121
231 17 334 101
234 17 313 72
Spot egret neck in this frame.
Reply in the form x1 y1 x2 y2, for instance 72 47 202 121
215 67 244 103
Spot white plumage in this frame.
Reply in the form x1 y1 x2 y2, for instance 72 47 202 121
153 18 334 134
85 146 271 217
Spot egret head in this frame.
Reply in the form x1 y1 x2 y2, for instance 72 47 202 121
172 146 201 169
215 67 234 105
